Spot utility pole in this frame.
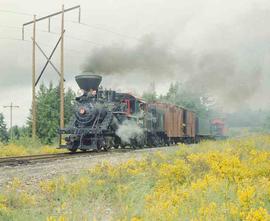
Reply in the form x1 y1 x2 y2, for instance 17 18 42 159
60 4 65 129
3 103 19 140
22 5 81 137
32 14 36 140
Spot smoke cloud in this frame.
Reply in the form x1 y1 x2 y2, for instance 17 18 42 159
116 120 144 144
83 35 182 76
82 37 262 109
186 50 262 107
82 7 270 110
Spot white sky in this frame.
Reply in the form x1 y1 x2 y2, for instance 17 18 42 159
1 0 270 127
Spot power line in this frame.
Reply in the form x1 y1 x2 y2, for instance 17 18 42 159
65 34 102 46
0 37 30 42
0 8 141 42
0 9 32 16
29 28 102 46
0 25 21 30
0 24 101 46
0 36 90 55
66 20 140 41
0 24 95 50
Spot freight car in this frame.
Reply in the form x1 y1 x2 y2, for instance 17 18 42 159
59 73 225 152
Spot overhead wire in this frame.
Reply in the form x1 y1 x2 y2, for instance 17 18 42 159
0 37 30 42
0 25 100 50
0 25 21 30
66 20 140 41
0 35 88 55
0 9 32 16
0 7 142 57
0 8 141 42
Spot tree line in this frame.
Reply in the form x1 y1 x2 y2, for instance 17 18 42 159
0 82 75 144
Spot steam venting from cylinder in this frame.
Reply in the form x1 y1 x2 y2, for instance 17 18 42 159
75 72 102 91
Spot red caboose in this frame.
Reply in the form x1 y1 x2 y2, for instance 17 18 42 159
211 118 226 137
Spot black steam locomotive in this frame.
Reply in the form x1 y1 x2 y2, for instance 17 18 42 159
59 73 226 152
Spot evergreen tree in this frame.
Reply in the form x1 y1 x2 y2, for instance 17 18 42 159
0 113 9 143
9 125 20 140
64 88 76 126
27 82 75 144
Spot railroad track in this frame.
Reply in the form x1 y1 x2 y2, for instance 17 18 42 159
0 148 145 167
0 144 180 168
0 152 73 167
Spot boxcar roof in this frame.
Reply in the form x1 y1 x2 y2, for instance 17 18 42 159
117 93 147 103
117 93 195 112
149 101 196 113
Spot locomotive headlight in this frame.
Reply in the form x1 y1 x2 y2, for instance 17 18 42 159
79 107 86 115
77 89 85 97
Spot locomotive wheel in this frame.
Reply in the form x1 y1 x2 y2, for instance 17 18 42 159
69 141 79 153
137 144 143 149
69 148 77 153
96 145 102 152
114 136 121 149
103 145 111 151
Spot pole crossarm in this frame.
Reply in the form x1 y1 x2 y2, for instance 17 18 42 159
35 30 65 86
3 105 19 108
22 5 80 40
23 5 80 27
32 38 66 83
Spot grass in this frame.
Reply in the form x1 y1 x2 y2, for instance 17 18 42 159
0 136 65 157
0 135 270 220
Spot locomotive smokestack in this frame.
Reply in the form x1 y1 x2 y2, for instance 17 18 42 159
75 72 102 91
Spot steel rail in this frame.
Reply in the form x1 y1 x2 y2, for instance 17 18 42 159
0 152 72 167
0 144 178 168
0 148 137 167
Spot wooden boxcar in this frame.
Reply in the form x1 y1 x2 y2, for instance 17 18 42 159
149 102 196 143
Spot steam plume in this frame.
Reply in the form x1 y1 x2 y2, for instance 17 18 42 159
116 120 144 144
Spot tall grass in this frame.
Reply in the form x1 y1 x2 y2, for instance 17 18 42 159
0 136 64 157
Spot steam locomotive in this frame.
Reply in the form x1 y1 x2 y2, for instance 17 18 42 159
59 73 226 152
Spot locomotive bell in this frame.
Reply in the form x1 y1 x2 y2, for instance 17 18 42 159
75 73 102 91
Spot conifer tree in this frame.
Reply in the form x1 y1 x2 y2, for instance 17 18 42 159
27 82 75 144
0 113 9 143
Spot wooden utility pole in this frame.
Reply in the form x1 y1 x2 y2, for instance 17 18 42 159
3 103 19 140
60 4 65 129
32 14 37 139
22 5 80 136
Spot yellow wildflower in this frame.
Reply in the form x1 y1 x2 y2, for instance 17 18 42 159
244 207 270 221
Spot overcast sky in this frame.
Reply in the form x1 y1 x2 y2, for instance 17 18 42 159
1 0 270 127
